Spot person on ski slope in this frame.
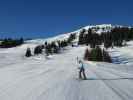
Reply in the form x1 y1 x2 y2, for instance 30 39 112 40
78 59 87 80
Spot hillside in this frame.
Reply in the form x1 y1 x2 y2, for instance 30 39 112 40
27 24 113 44
0 24 133 100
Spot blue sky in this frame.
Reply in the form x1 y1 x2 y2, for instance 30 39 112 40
0 0 133 39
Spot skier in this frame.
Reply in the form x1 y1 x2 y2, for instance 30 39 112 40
78 60 87 80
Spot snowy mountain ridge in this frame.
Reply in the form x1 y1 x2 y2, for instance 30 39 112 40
28 24 131 44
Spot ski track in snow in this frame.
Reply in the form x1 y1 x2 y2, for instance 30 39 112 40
0 42 133 100
91 66 133 100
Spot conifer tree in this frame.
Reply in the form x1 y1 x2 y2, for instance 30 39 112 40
25 48 32 57
84 48 90 60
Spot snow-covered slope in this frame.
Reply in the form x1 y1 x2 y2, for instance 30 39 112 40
0 24 133 100
0 37 133 100
27 24 131 45
27 24 113 44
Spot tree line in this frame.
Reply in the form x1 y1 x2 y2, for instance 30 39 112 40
26 26 133 63
0 38 24 48
25 33 76 57
78 27 133 48
84 46 112 63
79 27 133 63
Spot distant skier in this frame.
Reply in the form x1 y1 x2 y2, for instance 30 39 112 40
78 59 87 80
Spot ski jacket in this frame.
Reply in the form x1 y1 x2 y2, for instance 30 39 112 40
78 62 84 69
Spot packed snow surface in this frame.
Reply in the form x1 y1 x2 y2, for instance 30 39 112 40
0 39 133 100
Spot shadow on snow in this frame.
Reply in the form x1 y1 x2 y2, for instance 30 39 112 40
85 77 133 80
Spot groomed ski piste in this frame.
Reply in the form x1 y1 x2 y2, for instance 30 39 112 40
1 25 133 100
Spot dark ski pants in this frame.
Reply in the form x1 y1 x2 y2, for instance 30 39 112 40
79 68 87 79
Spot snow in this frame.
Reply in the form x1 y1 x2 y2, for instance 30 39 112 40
0 39 133 100
26 24 115 44
25 24 133 47
0 24 133 100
